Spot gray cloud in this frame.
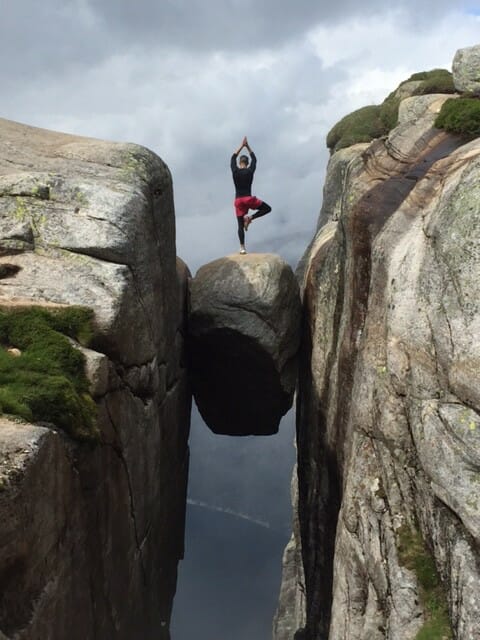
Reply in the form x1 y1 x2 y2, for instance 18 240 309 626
1 5 478 275
1 0 474 83
61 0 476 53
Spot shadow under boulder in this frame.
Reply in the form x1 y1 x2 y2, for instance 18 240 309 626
188 254 301 436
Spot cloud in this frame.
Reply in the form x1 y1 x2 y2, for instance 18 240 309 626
2 1 476 83
74 1 480 50
3 6 478 275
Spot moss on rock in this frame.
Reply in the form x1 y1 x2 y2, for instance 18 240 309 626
435 96 480 138
405 69 455 95
397 525 452 640
326 105 385 153
327 69 455 152
0 306 99 442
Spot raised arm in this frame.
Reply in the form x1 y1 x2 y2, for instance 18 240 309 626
244 137 257 172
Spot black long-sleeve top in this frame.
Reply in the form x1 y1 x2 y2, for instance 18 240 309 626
231 152 257 197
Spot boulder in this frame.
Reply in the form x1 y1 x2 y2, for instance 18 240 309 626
452 44 480 93
189 253 301 436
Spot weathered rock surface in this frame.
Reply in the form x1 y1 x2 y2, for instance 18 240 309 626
276 86 480 638
452 43 480 93
0 118 191 639
189 253 301 436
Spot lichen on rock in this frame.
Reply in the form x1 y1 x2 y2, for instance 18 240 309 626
452 43 480 94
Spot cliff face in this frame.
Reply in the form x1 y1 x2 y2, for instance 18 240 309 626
276 87 480 637
0 119 191 639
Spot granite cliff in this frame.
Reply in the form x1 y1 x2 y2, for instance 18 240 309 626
275 46 480 639
0 119 190 639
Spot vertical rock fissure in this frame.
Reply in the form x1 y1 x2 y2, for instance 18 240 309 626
103 402 147 583
297 233 346 639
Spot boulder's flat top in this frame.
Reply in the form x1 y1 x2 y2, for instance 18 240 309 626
0 117 105 173
224 252 285 261
0 116 160 184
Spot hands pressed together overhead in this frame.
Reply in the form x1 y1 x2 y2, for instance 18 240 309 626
234 136 252 155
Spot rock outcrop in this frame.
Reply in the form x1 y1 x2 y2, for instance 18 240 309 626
276 74 480 638
453 43 480 93
189 253 301 436
0 118 191 639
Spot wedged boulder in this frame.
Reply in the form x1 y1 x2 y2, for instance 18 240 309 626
189 253 301 436
452 44 480 93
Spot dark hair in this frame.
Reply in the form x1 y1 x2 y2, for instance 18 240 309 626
239 155 249 165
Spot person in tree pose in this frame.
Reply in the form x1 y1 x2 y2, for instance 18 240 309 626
230 136 271 254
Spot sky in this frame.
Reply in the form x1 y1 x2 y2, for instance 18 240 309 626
1 1 479 272
1 2 479 639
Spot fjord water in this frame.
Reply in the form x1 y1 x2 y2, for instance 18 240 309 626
171 406 295 639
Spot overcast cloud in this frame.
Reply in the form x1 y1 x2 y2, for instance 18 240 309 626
1 1 479 271
1 2 479 638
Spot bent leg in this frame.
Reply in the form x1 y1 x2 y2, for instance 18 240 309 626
251 201 271 220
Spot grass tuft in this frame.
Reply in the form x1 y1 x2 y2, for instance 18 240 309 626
0 306 99 442
397 525 452 640
405 69 455 95
435 96 480 138
327 69 455 152
326 105 386 153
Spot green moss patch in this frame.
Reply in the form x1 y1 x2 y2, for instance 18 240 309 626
327 69 455 152
326 105 386 153
326 92 401 153
435 96 480 138
397 525 452 640
405 69 455 95
0 306 99 442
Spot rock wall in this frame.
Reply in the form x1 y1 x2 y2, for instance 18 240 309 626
0 118 191 639
276 89 480 637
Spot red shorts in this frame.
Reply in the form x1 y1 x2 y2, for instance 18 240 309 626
234 196 263 217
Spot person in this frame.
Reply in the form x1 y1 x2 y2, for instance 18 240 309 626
231 136 271 254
